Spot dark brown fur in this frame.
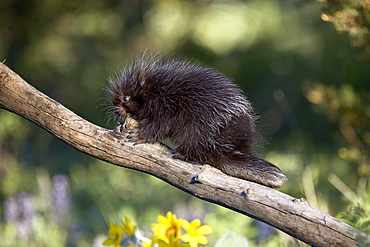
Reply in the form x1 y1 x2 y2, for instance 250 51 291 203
107 54 286 188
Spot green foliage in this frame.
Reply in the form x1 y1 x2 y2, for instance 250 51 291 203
303 82 370 177
0 0 369 246
338 203 370 235
319 0 370 61
334 176 370 235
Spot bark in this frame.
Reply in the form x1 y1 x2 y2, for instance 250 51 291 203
0 62 369 247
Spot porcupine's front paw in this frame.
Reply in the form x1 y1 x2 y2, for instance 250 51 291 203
126 128 145 145
113 122 126 134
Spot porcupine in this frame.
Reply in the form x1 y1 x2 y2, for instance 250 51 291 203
107 53 286 188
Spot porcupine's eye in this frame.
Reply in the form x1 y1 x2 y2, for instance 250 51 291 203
123 96 130 102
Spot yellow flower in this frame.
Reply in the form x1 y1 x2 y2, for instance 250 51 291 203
122 217 136 236
142 234 158 247
103 222 124 247
158 234 189 247
151 212 183 243
142 241 153 247
181 219 212 247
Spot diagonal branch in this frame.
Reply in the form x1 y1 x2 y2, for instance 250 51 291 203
0 62 369 247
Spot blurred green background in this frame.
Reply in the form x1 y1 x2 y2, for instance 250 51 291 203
0 0 369 246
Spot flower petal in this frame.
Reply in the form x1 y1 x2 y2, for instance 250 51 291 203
196 225 212 235
158 215 169 225
195 235 208 244
181 219 190 230
190 219 201 228
102 239 114 245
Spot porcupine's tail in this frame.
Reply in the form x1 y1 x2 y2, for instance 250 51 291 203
217 153 287 188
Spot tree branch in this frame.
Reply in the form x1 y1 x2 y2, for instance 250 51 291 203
0 62 369 247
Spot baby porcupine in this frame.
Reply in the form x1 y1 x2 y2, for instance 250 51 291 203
107 54 287 188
